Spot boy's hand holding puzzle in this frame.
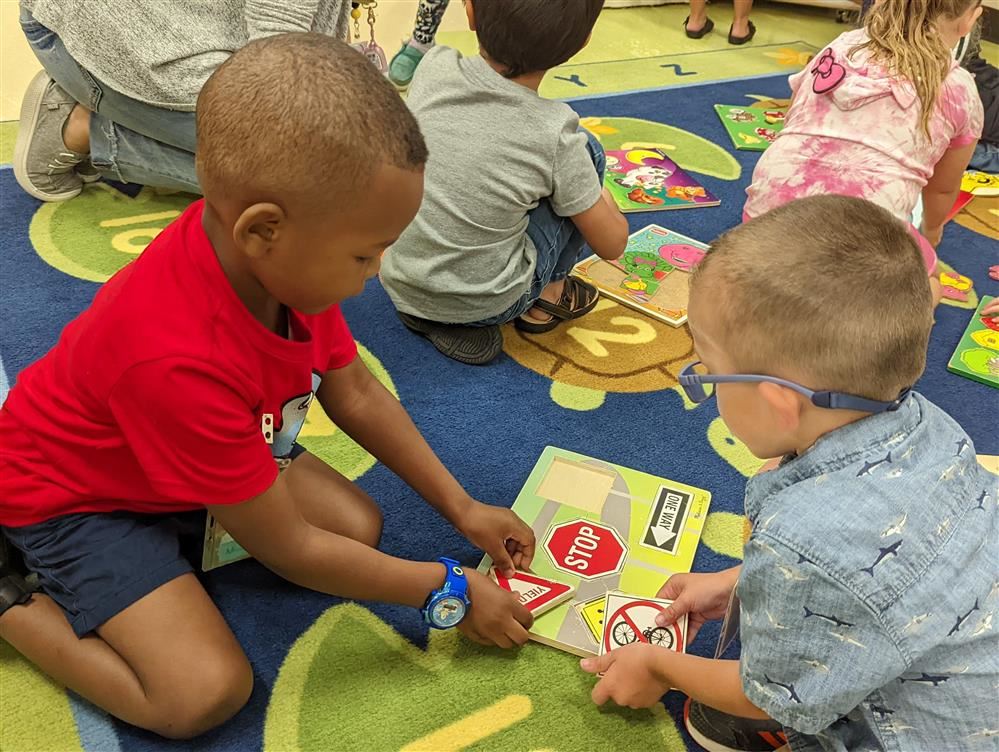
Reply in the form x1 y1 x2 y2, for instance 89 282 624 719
580 568 740 709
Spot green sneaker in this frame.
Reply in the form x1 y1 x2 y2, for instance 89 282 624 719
13 72 87 202
388 42 427 91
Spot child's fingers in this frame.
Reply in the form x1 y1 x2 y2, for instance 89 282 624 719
656 596 691 628
656 573 689 601
590 677 613 706
511 599 534 629
580 652 614 675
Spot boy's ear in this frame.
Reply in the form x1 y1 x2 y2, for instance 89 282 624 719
757 381 803 434
465 0 476 31
233 203 285 259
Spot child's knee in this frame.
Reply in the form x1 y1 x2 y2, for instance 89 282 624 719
151 656 253 739
355 502 383 548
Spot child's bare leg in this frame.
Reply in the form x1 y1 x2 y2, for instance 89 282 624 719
0 574 251 739
687 0 710 32
283 451 383 546
732 0 754 37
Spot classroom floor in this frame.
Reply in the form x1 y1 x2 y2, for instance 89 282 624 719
1 4 998 752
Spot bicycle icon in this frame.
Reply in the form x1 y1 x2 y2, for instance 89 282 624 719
611 621 676 650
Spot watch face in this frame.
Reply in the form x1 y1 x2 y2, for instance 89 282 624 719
430 595 466 628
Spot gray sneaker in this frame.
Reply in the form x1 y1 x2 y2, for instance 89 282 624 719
13 72 87 201
76 157 102 184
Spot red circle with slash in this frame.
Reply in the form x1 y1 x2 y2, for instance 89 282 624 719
602 600 684 654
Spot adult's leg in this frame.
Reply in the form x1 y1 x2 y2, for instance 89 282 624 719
411 0 451 49
388 0 451 89
281 450 383 547
732 0 754 39
0 575 251 739
19 9 198 192
687 0 711 34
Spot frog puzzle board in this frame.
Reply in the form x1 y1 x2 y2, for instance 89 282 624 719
478 446 711 657
713 104 787 151
947 295 999 389
571 225 709 327
604 148 719 212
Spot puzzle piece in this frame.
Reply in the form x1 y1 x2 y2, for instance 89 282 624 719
598 591 687 656
490 568 576 617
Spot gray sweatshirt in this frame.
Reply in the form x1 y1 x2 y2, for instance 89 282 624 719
21 0 351 111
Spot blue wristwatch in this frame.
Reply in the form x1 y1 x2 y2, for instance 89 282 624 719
421 557 470 629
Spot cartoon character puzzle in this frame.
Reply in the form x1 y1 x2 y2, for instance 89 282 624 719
659 243 707 272
755 127 778 143
619 250 675 299
727 108 756 123
616 164 675 191
666 185 707 202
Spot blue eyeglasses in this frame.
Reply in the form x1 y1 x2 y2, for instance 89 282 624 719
678 362 910 414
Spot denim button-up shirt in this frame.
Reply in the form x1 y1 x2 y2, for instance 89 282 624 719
738 392 997 751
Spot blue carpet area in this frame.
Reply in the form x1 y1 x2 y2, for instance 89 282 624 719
0 73 997 751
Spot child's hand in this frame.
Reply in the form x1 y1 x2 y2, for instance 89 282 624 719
580 644 671 709
459 569 533 648
655 569 738 644
982 297 999 317
457 500 535 576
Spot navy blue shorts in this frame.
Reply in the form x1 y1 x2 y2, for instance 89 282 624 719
2 510 206 637
1 445 306 636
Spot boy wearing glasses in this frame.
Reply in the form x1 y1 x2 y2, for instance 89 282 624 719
580 196 997 752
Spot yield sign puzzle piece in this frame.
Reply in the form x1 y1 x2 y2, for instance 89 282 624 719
491 568 577 617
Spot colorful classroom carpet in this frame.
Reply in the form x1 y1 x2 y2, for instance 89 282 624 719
1 71 998 752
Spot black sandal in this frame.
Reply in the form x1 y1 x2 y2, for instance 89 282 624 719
728 21 756 45
684 16 715 39
515 276 600 334
397 312 503 366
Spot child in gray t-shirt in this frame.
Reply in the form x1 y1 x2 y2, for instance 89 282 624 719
380 0 627 365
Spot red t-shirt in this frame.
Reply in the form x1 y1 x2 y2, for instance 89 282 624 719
0 200 357 527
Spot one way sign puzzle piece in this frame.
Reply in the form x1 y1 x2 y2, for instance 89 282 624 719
491 568 577 617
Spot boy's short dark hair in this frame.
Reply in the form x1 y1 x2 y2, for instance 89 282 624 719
196 33 427 204
471 0 604 78
691 196 934 402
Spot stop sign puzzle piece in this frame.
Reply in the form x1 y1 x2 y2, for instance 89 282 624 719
490 568 577 617
598 591 687 657
543 519 628 580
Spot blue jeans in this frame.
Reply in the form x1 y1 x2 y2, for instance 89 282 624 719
473 130 607 326
20 9 199 193
969 142 999 173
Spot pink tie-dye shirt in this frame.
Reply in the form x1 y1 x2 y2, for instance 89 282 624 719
745 29 983 224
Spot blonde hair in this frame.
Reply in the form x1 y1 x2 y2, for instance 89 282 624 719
853 0 980 137
691 197 933 402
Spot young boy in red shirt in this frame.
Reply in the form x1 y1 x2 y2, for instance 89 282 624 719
0 34 534 739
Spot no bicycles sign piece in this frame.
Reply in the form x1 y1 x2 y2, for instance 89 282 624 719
598 591 688 657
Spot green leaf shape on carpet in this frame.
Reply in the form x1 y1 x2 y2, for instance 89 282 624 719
30 183 196 283
701 511 749 562
265 603 684 751
581 117 741 181
0 641 83 752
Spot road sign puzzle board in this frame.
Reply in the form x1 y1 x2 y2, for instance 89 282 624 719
947 295 999 389
478 446 711 656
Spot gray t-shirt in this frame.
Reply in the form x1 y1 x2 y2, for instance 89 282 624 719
21 0 350 111
380 47 603 323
